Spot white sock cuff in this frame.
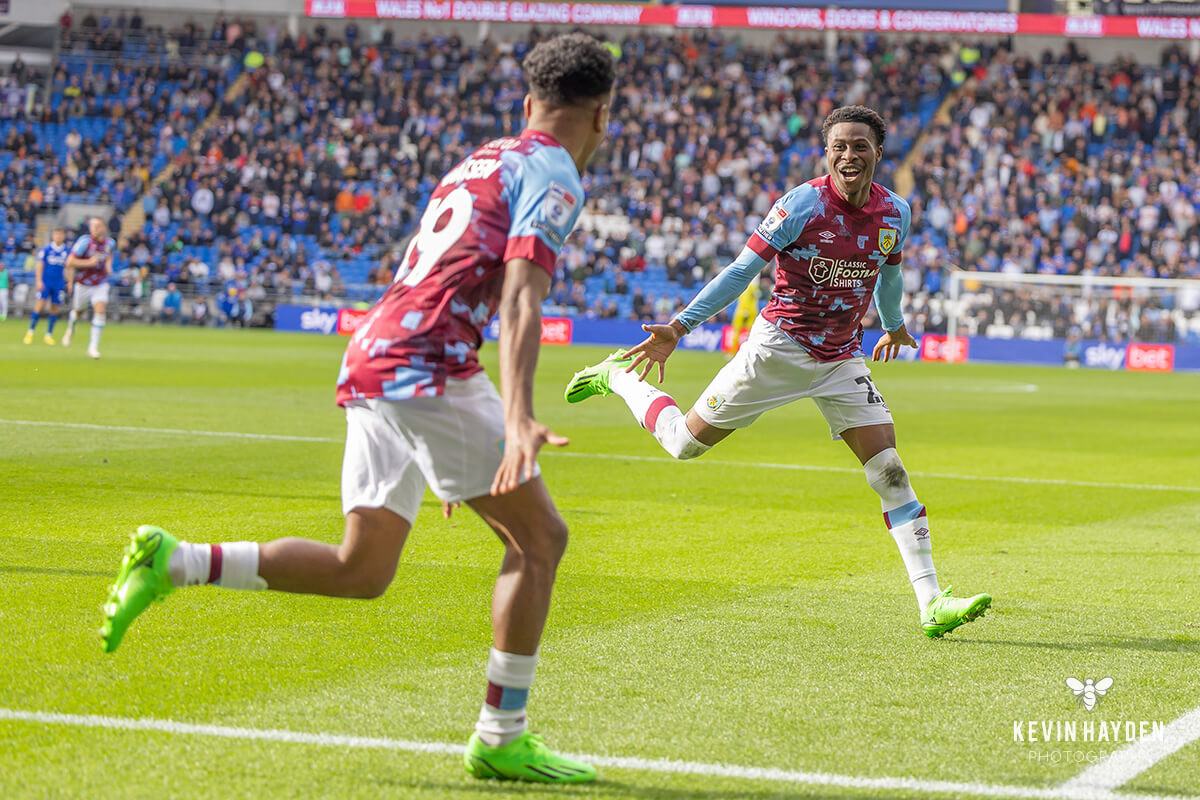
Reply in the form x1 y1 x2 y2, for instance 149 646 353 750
93 313 106 326
908 567 938 582
217 541 267 590
486 648 539 689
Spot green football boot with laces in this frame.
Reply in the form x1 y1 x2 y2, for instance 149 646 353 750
464 731 596 783
564 350 633 403
100 525 179 653
922 586 992 639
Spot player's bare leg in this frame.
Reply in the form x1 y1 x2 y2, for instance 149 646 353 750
257 507 411 597
459 476 593 782
100 507 412 651
841 423 990 638
468 476 565 655
63 295 80 346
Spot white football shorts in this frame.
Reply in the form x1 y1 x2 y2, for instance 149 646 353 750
693 315 893 439
72 282 111 310
340 371 537 522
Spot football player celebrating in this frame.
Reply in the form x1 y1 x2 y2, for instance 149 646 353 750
101 34 616 782
567 106 992 639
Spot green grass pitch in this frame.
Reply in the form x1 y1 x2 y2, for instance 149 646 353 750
2 318 1199 799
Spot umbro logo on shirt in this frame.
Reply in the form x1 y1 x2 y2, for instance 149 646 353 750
818 231 836 241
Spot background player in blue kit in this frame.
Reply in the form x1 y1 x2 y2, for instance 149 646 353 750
24 227 71 346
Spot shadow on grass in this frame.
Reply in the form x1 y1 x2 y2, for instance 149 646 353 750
375 777 905 800
0 564 110 578
946 636 1200 653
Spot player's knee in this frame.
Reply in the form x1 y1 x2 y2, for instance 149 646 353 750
342 564 393 599
674 438 709 460
863 447 915 503
335 550 394 598
510 516 568 574
658 417 711 460
533 516 569 567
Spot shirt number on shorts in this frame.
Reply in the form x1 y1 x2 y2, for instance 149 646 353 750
855 376 883 405
395 186 474 288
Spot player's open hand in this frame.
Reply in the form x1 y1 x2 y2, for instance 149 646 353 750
490 418 569 496
625 321 684 383
872 324 919 362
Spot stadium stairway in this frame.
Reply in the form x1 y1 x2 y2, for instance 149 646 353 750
893 83 964 198
118 72 252 248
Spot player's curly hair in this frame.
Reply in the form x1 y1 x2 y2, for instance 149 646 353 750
522 33 616 107
822 105 887 148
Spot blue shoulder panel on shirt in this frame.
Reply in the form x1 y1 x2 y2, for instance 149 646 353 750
882 188 912 252
754 182 820 252
70 235 92 256
506 145 584 255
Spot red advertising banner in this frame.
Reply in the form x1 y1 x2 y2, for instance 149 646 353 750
541 316 573 345
1126 343 1175 372
337 307 370 335
920 334 968 363
306 1 1200 39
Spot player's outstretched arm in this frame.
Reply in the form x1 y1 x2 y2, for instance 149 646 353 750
872 324 918 362
624 320 686 383
871 263 918 362
627 246 769 383
491 258 569 496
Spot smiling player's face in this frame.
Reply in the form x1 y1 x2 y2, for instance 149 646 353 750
825 121 882 205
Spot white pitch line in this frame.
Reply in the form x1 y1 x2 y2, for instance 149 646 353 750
4 418 1200 495
0 708 1194 800
0 418 339 443
1059 706 1200 794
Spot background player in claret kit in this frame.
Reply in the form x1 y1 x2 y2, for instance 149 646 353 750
567 105 992 639
63 217 116 359
100 33 615 784
24 227 71 345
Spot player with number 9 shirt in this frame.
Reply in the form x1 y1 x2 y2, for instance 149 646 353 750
100 33 616 784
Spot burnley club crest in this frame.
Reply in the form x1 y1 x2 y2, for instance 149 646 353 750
878 228 898 255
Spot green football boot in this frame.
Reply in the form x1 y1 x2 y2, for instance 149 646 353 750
564 350 632 403
100 525 179 653
922 586 992 639
464 732 596 783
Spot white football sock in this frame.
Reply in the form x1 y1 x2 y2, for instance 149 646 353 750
609 370 710 460
66 309 78 334
167 541 211 587
864 448 940 613
167 541 267 590
476 648 538 747
88 313 105 350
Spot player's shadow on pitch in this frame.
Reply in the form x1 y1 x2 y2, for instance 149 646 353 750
397 779 887 799
945 636 1200 654
0 564 110 578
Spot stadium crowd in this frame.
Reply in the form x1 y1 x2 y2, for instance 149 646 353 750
896 42 1200 341
2 16 1199 342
